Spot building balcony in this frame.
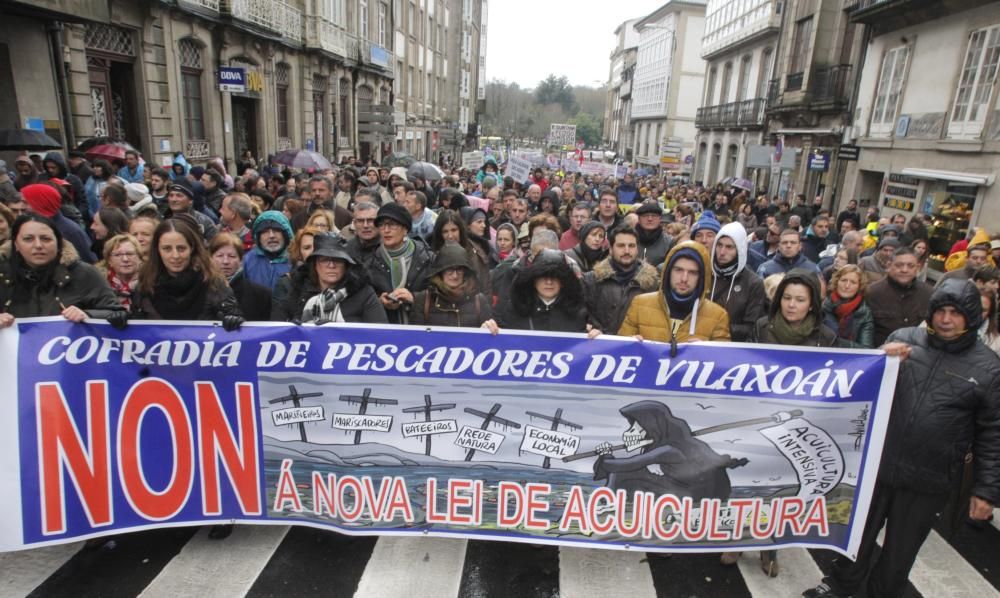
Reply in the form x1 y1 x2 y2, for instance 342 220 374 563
696 98 767 129
178 0 220 11
360 39 394 74
223 0 303 42
306 16 350 58
844 0 991 31
767 65 853 113
700 10 781 60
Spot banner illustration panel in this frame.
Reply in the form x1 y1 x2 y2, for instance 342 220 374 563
0 319 898 558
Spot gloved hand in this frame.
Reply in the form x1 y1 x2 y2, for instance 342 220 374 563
107 311 129 330
221 314 244 332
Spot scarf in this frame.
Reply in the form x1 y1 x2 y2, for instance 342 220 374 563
636 226 662 247
107 271 137 309
769 313 818 345
611 259 639 286
302 287 347 324
577 244 608 270
666 290 696 322
151 268 207 320
830 292 863 339
712 257 739 279
379 238 416 289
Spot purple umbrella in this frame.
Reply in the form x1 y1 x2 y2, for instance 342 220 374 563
272 149 332 171
731 177 754 191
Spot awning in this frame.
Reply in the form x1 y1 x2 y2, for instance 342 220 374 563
899 168 995 187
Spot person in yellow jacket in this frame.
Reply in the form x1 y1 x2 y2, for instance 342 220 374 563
943 227 994 272
618 240 731 346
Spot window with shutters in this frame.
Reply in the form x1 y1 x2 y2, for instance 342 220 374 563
869 46 909 138
178 39 205 141
359 0 368 39
948 25 1000 139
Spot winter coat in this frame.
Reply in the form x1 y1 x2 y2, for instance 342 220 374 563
52 211 97 264
40 152 89 219
131 278 241 322
0 241 123 319
822 297 875 348
360 239 435 324
272 265 387 324
411 286 492 328
495 252 587 333
242 211 293 290
710 224 768 342
162 207 218 242
756 251 821 279
117 163 145 184
582 258 659 335
170 154 191 181
636 228 673 267
866 276 933 346
618 242 731 343
800 229 834 264
230 271 272 321
880 281 1000 502
751 270 842 347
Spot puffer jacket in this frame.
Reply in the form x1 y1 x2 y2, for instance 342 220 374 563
756 251 821 278
361 239 434 324
411 285 492 328
710 223 768 342
583 258 659 335
0 241 123 319
495 251 587 333
880 280 1000 502
272 264 387 324
39 152 89 220
618 241 731 343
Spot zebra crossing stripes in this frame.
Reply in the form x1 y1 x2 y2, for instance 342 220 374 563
558 546 657 598
904 530 1000 598
0 541 82 597
734 548 824 598
353 536 468 598
992 509 999 533
138 525 290 598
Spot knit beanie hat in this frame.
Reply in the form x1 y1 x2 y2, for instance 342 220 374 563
690 210 722 236
21 183 62 217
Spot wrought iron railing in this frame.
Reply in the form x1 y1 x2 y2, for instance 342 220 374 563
229 0 278 31
275 1 304 42
811 64 852 104
185 140 210 160
179 0 220 11
306 16 349 57
695 98 767 128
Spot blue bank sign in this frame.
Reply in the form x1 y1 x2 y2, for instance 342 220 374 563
218 66 246 92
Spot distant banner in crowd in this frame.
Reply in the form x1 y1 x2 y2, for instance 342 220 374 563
506 156 532 183
549 123 577 147
461 151 484 170
0 319 898 558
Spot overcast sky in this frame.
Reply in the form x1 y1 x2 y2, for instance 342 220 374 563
485 0 667 89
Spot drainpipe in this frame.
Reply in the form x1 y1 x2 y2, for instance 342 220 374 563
47 22 76 149
829 23 872 211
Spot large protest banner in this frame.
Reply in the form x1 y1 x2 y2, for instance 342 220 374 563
0 319 897 558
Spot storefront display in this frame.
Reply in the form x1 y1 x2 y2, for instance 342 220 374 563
925 182 978 271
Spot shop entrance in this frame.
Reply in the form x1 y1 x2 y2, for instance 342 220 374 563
231 96 258 162
85 24 141 147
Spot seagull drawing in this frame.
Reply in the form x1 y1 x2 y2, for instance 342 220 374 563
724 438 741 444
695 403 716 410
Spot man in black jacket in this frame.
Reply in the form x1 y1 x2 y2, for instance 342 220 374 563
583 226 660 334
804 278 999 598
634 201 673 267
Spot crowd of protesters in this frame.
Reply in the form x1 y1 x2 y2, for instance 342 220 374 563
0 146 995 597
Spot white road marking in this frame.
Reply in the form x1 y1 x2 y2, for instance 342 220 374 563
139 525 289 598
0 541 82 596
735 548 825 598
558 547 657 598
353 536 467 598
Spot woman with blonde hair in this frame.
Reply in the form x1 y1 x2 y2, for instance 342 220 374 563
306 209 338 234
822 264 874 348
99 233 143 309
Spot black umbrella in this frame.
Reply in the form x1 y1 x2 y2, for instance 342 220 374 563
407 161 445 182
0 129 63 151
382 153 417 168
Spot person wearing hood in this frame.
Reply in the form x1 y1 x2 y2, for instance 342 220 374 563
583 225 660 334
752 269 841 346
170 153 191 181
459 205 497 273
634 201 673 266
756 229 822 278
529 168 548 193
0 214 123 328
564 220 608 273
39 152 88 221
67 151 94 185
538 189 570 233
272 234 386 324
710 222 767 342
483 248 590 334
20 183 97 264
207 157 234 190
616 174 639 205
619 241 731 344
939 232 992 286
410 242 491 327
117 150 145 184
243 210 293 290
124 182 155 216
365 166 392 205
12 155 40 190
803 278 1000 598
475 157 499 184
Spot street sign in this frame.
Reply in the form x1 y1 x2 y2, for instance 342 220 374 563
838 144 860 161
218 67 246 92
808 151 830 172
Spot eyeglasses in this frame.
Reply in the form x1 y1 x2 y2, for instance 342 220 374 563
111 251 139 259
315 256 342 265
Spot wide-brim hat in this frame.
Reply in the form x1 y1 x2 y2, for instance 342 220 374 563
309 234 356 264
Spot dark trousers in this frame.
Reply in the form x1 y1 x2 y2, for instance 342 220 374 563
825 481 947 598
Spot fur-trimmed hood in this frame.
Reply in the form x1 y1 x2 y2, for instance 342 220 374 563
590 258 659 291
0 238 80 267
